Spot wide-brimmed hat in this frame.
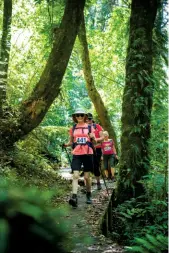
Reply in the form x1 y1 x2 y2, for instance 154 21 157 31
72 108 87 116
87 113 93 119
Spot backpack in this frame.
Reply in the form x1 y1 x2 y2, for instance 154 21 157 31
72 123 96 150
72 123 96 135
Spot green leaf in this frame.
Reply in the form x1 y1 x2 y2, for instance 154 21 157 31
125 245 149 253
120 212 132 219
134 238 157 252
18 202 43 220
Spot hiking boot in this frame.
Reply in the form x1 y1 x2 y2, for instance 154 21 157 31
97 182 102 190
86 192 92 204
69 194 78 208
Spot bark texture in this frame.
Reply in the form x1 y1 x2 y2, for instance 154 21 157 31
116 0 158 203
78 13 118 151
0 0 12 116
0 0 85 149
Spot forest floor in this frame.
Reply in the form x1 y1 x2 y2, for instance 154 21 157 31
55 170 125 253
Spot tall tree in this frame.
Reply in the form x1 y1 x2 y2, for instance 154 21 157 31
116 0 158 203
0 0 12 116
78 13 118 151
0 0 85 149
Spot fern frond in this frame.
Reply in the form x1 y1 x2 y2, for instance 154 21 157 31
134 237 157 252
125 245 149 253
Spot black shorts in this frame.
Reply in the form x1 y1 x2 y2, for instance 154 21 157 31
103 154 115 170
71 155 94 173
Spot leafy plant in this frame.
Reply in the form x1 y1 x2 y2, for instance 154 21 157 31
125 234 168 253
0 181 71 253
111 192 167 245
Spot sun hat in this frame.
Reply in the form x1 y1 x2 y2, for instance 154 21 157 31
72 108 87 116
87 113 93 119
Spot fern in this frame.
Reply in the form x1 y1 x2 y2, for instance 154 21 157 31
125 234 168 253
125 245 149 253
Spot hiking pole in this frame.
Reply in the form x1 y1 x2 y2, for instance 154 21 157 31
99 163 110 197
61 144 73 173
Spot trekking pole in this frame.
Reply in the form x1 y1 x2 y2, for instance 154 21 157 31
61 145 73 173
99 163 110 197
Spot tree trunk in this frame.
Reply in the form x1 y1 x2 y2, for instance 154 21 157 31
0 0 85 149
116 0 158 203
0 0 12 116
78 13 118 151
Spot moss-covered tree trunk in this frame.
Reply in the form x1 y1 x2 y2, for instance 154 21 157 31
78 13 118 151
0 0 12 116
0 0 85 149
116 0 158 203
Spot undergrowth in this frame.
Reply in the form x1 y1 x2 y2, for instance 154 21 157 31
111 175 168 253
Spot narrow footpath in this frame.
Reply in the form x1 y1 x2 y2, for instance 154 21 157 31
59 168 124 253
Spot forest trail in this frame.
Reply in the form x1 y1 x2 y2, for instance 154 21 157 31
59 169 124 253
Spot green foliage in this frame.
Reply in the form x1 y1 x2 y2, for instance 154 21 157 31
7 0 64 106
112 187 167 245
125 234 168 253
15 125 69 169
0 180 71 253
0 1 168 250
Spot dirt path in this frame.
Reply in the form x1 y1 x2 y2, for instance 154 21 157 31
62 179 124 253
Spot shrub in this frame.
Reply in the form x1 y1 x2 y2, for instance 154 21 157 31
0 181 70 253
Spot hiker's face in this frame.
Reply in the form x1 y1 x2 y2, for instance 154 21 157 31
104 133 109 139
87 118 92 123
75 114 85 122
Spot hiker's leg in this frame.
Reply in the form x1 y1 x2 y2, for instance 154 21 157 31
103 155 109 179
109 155 115 181
84 172 91 192
83 155 93 204
84 172 92 204
72 171 80 194
69 155 81 207
110 168 115 177
104 169 109 179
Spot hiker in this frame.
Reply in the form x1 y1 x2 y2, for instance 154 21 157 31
63 108 97 208
101 131 118 182
87 113 104 190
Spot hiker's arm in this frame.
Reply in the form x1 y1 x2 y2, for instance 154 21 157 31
88 133 97 144
64 135 73 147
112 140 118 157
96 130 104 143
64 128 73 147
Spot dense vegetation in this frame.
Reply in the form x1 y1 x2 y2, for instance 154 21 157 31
0 0 168 252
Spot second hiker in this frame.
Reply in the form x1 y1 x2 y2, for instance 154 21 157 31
87 113 104 190
101 131 118 181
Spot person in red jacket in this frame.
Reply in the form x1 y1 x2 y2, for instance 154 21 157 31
87 113 104 190
101 131 118 182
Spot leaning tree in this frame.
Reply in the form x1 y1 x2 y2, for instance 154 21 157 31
78 12 118 151
0 0 85 150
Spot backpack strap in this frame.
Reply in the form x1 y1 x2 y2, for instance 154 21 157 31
88 124 96 154
88 124 91 134
72 124 93 150
72 124 89 134
72 124 77 133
